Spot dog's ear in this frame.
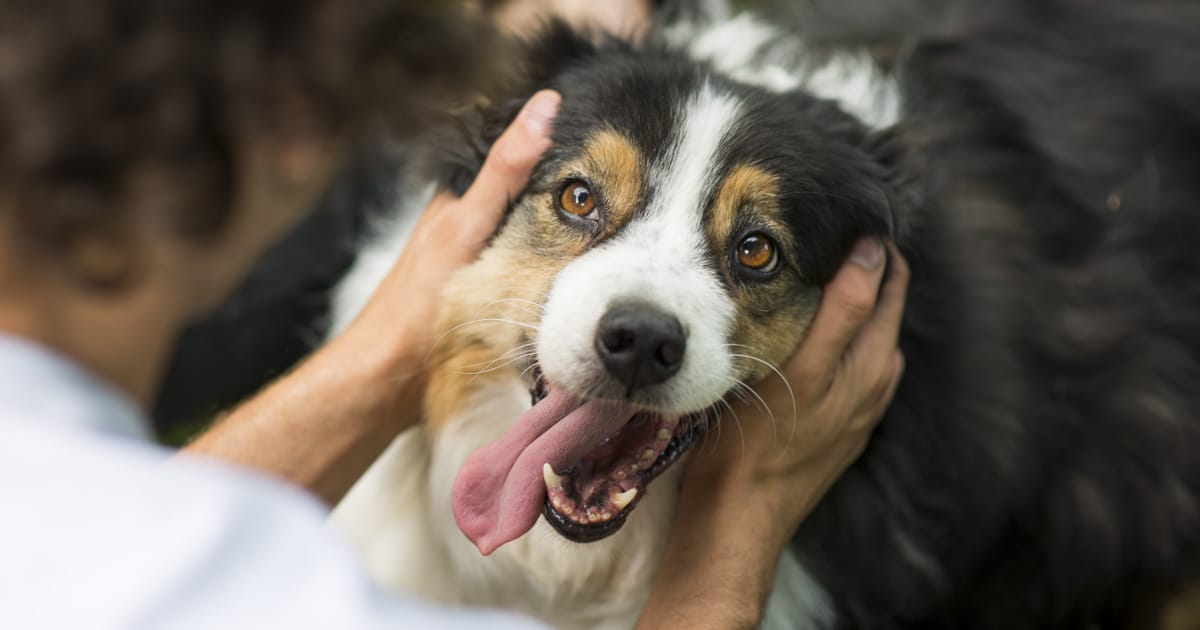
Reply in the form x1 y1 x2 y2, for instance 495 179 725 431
789 94 917 245
779 101 919 284
413 20 604 197
860 125 919 242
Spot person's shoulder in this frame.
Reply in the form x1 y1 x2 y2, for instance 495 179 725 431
0 423 544 630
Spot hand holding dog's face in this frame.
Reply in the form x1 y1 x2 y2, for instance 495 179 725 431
684 240 908 528
430 49 907 549
337 91 561 374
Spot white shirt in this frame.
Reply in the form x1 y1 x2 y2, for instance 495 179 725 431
0 335 542 630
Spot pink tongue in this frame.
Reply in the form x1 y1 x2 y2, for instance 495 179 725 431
452 388 636 555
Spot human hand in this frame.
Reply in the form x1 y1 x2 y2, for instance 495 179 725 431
688 238 909 527
193 91 560 505
338 90 561 373
639 238 908 629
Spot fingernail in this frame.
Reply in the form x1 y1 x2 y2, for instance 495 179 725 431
848 238 884 270
524 90 561 137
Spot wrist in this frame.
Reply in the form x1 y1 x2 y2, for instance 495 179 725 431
684 464 819 537
640 468 800 628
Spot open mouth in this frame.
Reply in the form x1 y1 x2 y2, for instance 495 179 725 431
530 367 707 543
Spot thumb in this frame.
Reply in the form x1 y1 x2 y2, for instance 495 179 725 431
460 90 561 226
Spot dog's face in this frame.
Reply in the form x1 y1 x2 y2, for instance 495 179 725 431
441 43 900 552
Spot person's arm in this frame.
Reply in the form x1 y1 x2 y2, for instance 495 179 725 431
638 240 909 628
186 91 562 506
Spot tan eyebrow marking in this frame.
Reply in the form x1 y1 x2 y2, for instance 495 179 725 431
707 163 781 249
573 129 644 232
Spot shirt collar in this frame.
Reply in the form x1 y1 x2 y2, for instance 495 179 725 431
0 333 150 441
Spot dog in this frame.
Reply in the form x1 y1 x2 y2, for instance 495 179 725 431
328 1 1200 627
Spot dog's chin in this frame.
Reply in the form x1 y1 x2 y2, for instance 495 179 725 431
528 365 713 543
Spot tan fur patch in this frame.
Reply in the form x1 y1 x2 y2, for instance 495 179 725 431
554 127 643 238
706 164 820 383
424 242 564 432
423 129 648 431
707 164 780 249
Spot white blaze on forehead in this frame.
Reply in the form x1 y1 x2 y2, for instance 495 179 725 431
537 84 742 413
641 81 742 236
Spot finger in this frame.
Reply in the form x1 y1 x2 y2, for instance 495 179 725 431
460 90 561 226
851 242 910 352
849 349 905 434
841 242 911 381
790 238 887 382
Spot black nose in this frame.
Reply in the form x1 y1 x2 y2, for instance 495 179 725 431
595 303 686 394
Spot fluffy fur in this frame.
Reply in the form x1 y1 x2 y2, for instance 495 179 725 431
329 1 1200 628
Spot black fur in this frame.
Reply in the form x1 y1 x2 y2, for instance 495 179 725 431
797 2 1200 628
416 2 1200 627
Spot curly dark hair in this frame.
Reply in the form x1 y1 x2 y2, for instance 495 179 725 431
0 0 494 285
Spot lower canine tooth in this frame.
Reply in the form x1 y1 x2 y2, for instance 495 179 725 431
612 487 638 510
542 463 563 490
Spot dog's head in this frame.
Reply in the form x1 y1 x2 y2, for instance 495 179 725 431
431 22 909 554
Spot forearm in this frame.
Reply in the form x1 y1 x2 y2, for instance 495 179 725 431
185 93 560 507
186 329 423 505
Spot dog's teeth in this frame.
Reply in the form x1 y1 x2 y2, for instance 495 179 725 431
656 428 671 441
542 463 563 490
640 448 656 462
612 487 638 510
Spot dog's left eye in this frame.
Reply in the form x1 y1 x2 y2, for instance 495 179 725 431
734 232 780 275
559 181 597 218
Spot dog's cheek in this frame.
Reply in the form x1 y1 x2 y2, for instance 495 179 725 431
728 283 821 383
423 237 572 434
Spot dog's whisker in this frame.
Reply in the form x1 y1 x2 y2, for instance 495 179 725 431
428 317 538 356
519 361 542 380
476 342 539 368
473 297 547 316
444 317 539 336
459 352 538 377
721 376 778 445
713 398 749 465
454 342 539 372
737 378 778 443
426 316 537 362
728 353 798 449
459 347 540 376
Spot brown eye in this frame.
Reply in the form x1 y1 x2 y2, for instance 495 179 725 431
559 181 596 217
736 233 780 273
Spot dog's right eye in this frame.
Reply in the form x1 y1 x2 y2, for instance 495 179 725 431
559 181 598 220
